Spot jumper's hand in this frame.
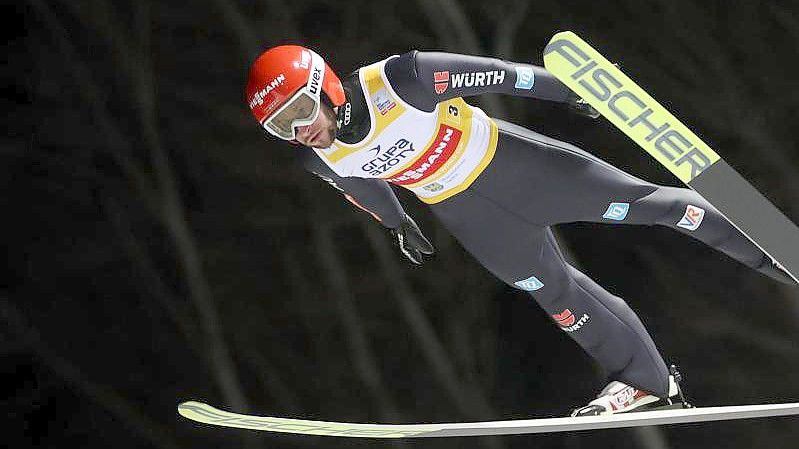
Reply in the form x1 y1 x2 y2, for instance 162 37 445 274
565 62 621 119
390 215 435 265
566 91 600 119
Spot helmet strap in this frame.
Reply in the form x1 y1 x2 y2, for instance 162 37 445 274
320 91 334 109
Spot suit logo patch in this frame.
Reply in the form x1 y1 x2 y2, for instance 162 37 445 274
552 309 576 327
372 88 396 115
677 205 705 231
515 67 535 90
514 275 545 291
603 202 630 221
552 309 590 332
434 71 449 94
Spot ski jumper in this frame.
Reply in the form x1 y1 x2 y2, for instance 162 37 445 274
299 51 781 398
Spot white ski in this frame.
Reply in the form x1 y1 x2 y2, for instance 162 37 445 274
178 400 799 438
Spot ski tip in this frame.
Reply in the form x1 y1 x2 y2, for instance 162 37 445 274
543 31 586 64
178 400 204 408
547 30 579 43
178 401 212 419
551 30 576 38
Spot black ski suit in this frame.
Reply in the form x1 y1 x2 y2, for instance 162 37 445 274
299 50 788 398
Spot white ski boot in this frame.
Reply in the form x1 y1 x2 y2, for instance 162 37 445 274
571 365 691 417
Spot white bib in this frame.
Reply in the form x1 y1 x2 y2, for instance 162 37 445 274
313 57 498 204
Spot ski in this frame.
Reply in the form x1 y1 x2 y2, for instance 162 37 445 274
177 400 799 438
543 31 799 284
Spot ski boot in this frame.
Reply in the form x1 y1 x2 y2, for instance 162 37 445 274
571 365 692 417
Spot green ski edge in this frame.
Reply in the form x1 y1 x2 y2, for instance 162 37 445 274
543 31 799 283
178 400 799 438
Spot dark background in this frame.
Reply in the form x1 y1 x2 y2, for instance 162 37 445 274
8 1 799 448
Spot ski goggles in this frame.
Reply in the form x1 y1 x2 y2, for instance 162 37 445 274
262 51 326 141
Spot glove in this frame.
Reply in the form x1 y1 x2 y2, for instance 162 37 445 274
565 62 621 119
389 214 435 265
566 91 600 119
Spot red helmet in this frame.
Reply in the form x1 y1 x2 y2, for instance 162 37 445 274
245 45 345 140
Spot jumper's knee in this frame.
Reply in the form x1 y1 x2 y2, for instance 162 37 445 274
512 267 573 307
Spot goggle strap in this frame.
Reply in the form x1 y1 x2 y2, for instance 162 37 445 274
306 50 325 102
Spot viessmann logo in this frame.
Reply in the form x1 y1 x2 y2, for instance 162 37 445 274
387 125 462 185
248 73 286 110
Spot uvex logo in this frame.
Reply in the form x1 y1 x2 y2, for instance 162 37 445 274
308 67 322 95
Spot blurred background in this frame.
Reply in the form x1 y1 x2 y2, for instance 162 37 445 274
8 0 799 448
